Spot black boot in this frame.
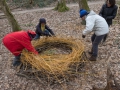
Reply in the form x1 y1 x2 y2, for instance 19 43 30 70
13 55 21 66
89 56 97 61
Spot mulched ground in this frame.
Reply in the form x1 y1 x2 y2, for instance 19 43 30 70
0 1 120 90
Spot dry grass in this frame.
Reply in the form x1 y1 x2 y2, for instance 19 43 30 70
20 37 86 76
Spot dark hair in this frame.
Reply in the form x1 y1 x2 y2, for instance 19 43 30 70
107 0 116 6
39 18 46 24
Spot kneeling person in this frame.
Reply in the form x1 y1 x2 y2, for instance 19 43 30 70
34 18 55 40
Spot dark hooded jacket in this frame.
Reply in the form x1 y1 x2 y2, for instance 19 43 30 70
99 4 118 25
35 18 55 36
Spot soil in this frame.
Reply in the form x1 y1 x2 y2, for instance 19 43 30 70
0 1 120 90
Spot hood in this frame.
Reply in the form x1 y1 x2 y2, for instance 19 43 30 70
27 30 36 39
87 10 96 16
39 18 46 24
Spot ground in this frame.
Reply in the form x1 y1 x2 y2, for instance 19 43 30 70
0 1 120 90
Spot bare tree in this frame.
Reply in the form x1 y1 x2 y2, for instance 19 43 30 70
54 0 69 12
0 0 21 32
29 0 33 4
78 0 90 11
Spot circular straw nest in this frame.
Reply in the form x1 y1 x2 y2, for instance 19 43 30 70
21 37 85 75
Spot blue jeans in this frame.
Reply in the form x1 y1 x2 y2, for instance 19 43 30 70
91 34 106 57
34 29 50 40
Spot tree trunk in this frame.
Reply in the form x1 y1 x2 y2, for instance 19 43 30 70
0 0 21 32
29 0 33 4
54 0 69 12
78 0 90 11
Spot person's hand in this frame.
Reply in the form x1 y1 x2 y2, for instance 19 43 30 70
82 35 86 38
36 48 41 53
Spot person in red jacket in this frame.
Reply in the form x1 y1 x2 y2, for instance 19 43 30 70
2 30 38 66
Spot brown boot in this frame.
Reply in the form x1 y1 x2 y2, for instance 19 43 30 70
89 56 97 61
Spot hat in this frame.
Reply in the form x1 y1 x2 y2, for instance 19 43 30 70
79 9 88 18
27 30 36 38
39 18 46 24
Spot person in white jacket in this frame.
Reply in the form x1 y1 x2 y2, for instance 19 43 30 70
79 9 109 61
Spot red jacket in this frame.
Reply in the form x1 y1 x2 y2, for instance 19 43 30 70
2 31 38 56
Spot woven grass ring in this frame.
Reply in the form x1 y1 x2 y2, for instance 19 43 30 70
21 37 85 75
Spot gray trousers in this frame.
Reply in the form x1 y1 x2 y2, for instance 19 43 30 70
91 34 106 57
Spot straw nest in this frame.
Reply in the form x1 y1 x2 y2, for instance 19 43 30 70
20 37 86 76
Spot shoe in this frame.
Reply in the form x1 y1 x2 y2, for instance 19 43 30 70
89 56 97 61
13 60 21 66
13 55 21 66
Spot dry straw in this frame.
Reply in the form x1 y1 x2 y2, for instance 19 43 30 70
21 37 85 75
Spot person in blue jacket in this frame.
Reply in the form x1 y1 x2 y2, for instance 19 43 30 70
34 18 55 40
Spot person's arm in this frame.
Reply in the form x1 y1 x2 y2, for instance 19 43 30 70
34 25 41 40
99 4 104 16
20 39 38 54
45 25 55 35
82 16 95 35
106 6 118 20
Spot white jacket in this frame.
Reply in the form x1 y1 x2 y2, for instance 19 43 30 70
83 10 109 36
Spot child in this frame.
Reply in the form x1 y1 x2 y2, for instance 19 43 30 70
34 18 55 40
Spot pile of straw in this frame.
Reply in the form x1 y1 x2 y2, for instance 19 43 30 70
21 37 85 76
